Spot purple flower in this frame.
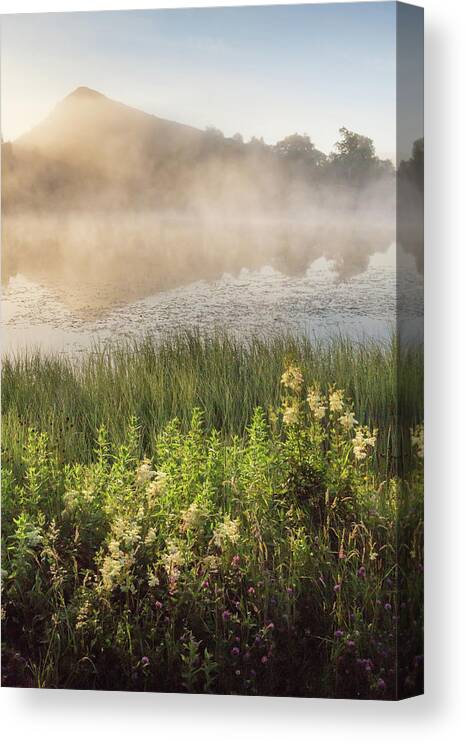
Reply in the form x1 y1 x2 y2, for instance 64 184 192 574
231 647 240 656
154 600 163 610
231 555 241 567
384 603 392 611
346 640 355 649
334 583 341 593
141 656 150 668
222 610 231 621
266 623 275 631
248 586 256 595
378 678 386 691
334 629 344 639
286 587 294 594
202 580 209 589
357 566 366 578
261 655 269 664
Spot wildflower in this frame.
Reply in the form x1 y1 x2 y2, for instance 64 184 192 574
357 566 366 578
135 459 156 486
261 655 269 664
231 647 240 656
286 587 294 595
146 470 168 499
266 623 275 631
346 640 355 649
334 630 344 639
144 527 157 546
282 401 299 426
141 656 150 668
281 364 304 393
353 426 377 460
155 600 163 610
384 603 392 611
248 586 256 595
181 501 206 532
213 515 240 549
231 555 241 567
339 411 358 431
307 386 326 420
222 610 231 622
202 580 210 589
378 678 386 692
161 540 185 593
329 388 344 413
334 583 341 593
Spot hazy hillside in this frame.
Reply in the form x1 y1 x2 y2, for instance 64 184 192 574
1 87 423 301
3 86 285 213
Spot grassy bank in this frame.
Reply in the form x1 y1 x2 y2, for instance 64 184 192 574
2 332 423 473
1 367 424 697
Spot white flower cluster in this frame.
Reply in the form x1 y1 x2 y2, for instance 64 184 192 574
281 365 304 393
353 426 378 461
181 501 207 532
307 386 327 420
135 459 156 486
213 515 240 549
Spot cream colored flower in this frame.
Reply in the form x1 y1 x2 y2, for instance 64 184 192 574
339 411 358 431
181 501 207 532
282 401 299 426
213 515 240 549
135 459 156 486
307 386 326 420
329 389 345 414
147 470 168 499
352 426 377 461
281 364 304 393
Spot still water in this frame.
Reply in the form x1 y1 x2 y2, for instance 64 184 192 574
1 244 422 356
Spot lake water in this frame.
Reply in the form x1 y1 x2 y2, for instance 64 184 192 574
1 244 423 356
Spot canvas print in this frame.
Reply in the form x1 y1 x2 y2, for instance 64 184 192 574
0 2 424 699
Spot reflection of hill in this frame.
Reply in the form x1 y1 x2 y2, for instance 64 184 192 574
2 212 395 312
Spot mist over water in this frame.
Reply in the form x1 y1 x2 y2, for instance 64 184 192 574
1 88 423 353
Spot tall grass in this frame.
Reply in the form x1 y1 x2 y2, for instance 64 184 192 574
2 332 422 474
1 370 424 696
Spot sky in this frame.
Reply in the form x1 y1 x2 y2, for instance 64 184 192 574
0 3 401 159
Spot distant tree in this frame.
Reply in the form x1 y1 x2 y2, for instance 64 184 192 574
247 135 268 151
328 127 393 184
232 132 244 145
398 137 423 192
205 126 224 141
274 133 326 168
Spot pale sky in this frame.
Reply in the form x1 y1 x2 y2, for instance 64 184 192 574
1 3 400 158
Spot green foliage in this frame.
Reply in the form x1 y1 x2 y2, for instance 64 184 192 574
1 370 423 698
1 332 423 475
